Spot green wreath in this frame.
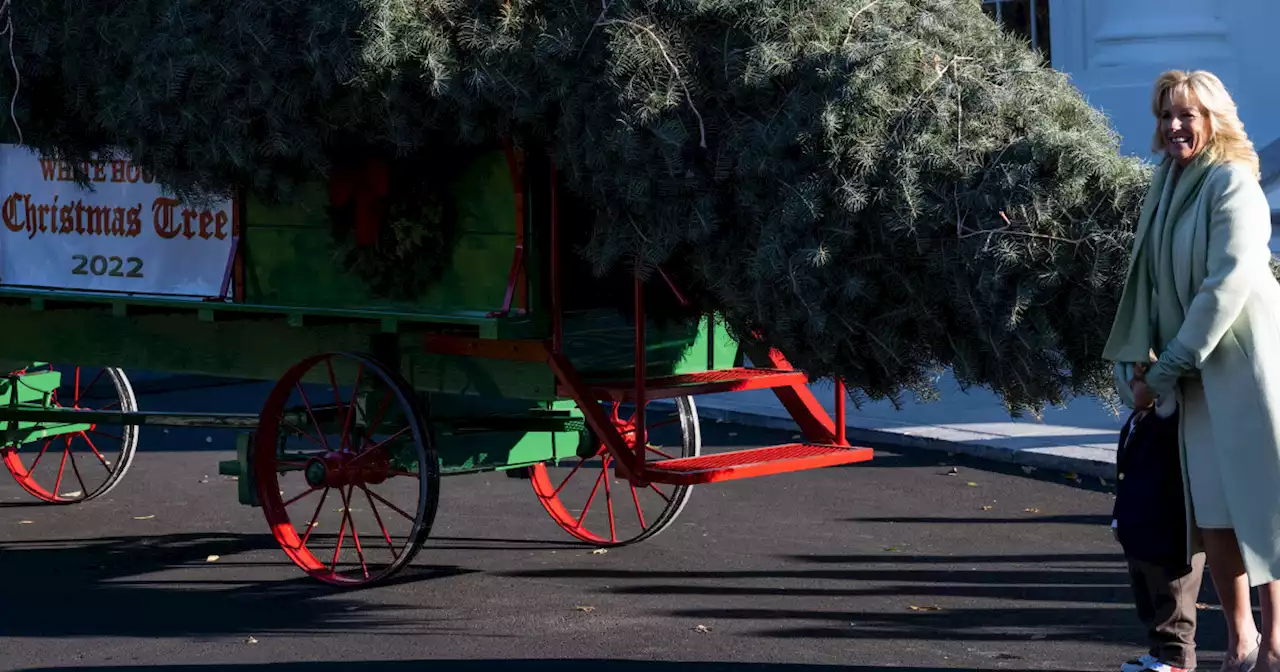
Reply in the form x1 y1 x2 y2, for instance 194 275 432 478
328 156 460 302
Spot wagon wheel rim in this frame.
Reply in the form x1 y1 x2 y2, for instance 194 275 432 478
254 352 439 587
531 396 700 546
2 364 139 504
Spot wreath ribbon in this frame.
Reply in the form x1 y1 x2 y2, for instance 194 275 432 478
329 157 390 247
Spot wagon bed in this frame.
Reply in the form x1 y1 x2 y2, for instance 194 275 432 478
0 142 871 586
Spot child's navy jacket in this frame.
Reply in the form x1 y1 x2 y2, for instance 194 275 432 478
1113 406 1188 568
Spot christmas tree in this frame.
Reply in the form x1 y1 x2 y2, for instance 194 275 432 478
0 0 1153 415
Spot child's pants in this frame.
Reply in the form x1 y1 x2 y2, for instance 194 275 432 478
1126 552 1205 670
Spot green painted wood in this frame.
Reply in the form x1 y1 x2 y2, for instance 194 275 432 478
0 287 535 332
241 151 524 316
423 392 580 474
435 429 567 474
0 369 92 445
433 395 582 474
0 304 381 383
559 311 742 379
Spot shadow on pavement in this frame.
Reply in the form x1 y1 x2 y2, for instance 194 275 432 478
0 533 476 639
13 661 1099 672
497 550 1227 651
846 514 1114 526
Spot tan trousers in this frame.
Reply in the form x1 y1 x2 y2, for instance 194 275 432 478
1127 553 1205 669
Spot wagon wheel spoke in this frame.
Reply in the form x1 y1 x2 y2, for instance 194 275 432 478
26 438 54 474
65 445 89 499
531 396 700 546
3 365 138 504
362 485 400 559
363 486 417 523
74 368 107 407
78 431 112 471
52 440 70 497
294 383 332 452
282 486 322 508
340 365 364 453
256 352 437 587
88 429 124 443
281 420 328 451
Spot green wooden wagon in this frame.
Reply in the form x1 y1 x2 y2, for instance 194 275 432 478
0 143 872 586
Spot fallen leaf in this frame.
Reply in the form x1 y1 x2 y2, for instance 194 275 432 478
966 482 978 487
693 625 712 633
590 548 608 555
206 555 220 562
884 546 901 552
909 605 943 612
133 515 155 520
574 605 596 613
18 520 33 524
245 636 259 644
1023 508 1041 514
980 505 994 511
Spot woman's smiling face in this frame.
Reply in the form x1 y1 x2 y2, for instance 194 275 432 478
1160 90 1210 166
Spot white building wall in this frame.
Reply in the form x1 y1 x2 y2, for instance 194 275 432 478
1048 0 1280 175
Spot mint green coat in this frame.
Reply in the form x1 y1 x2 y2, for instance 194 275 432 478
1104 153 1280 586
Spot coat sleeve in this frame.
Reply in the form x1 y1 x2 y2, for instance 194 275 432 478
1144 164 1272 398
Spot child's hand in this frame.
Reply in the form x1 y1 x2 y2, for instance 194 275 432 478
1131 379 1156 409
1129 363 1155 409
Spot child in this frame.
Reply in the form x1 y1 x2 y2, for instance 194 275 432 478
1112 375 1205 672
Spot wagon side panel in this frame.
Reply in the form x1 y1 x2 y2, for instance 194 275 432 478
240 151 523 317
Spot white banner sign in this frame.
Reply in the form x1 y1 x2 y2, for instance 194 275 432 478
0 144 237 299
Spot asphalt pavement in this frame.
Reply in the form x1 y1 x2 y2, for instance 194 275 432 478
0 420 1231 672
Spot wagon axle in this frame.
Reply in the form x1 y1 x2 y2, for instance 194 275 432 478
303 449 392 489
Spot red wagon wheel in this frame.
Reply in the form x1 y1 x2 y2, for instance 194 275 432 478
531 396 700 546
254 352 440 587
2 364 139 504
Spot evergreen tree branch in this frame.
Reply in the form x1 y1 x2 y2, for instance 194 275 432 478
596 18 708 149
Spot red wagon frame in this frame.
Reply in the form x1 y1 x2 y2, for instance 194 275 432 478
425 152 872 489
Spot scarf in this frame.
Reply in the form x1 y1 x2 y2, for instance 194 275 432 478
1103 154 1214 398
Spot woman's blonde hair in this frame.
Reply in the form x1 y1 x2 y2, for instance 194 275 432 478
1149 69 1260 178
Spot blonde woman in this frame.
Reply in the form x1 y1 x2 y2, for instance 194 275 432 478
1105 69 1280 672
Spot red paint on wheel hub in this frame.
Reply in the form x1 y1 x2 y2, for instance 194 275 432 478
305 449 391 489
